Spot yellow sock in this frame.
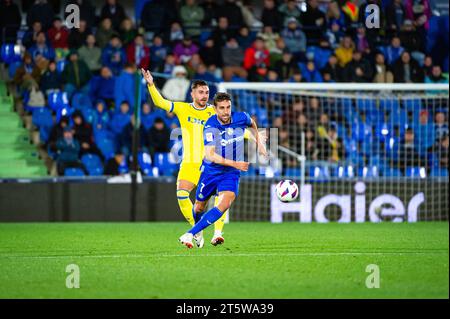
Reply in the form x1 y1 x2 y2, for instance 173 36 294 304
213 196 228 232
177 189 195 226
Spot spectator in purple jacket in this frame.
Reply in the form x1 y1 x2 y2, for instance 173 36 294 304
173 36 199 64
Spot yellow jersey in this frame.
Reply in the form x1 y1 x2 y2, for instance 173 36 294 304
147 84 216 165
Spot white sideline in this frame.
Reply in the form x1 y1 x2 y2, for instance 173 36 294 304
0 251 447 259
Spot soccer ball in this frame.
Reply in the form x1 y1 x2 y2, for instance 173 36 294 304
275 180 299 202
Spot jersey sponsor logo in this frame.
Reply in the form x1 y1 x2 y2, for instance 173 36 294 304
226 128 234 135
187 116 206 125
220 135 245 146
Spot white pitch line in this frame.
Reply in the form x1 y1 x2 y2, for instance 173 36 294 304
0 251 447 259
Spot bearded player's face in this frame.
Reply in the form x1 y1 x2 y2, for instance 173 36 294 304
191 85 209 107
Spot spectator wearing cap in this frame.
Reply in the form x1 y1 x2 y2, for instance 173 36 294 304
56 126 88 176
257 25 280 53
173 37 199 64
62 50 92 97
274 49 297 82
162 65 190 101
243 37 270 81
261 0 283 32
222 37 247 82
300 0 326 44
126 34 150 70
180 0 204 38
392 51 424 83
399 20 426 64
280 17 307 62
78 34 102 74
101 35 126 76
373 53 394 83
278 0 301 27
96 18 116 49
68 20 89 49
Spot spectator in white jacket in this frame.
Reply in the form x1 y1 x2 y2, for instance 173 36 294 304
162 65 190 102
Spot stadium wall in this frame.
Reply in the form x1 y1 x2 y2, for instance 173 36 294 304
0 178 447 222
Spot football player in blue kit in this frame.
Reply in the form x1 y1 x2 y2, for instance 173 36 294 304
178 92 267 248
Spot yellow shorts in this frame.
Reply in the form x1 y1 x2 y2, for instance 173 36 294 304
177 162 202 185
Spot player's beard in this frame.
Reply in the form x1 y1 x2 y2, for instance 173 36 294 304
196 99 208 107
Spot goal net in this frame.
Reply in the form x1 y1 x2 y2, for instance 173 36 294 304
218 82 449 223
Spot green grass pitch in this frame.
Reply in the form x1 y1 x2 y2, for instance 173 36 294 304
0 222 448 299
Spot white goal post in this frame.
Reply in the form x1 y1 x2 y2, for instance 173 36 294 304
217 82 449 223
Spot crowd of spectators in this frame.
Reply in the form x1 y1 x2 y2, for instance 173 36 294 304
0 0 448 176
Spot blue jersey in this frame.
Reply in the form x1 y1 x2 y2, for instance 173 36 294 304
201 111 252 175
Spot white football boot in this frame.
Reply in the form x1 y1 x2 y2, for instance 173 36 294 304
193 231 205 248
211 230 225 246
179 233 194 249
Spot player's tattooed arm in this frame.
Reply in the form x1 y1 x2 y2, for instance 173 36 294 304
204 145 249 171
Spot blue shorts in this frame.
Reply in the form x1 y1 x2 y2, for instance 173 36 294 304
195 171 240 202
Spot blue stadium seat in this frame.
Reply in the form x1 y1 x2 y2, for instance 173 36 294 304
118 158 129 174
402 97 422 111
308 165 330 181
430 167 449 177
356 97 376 112
56 107 74 123
72 93 92 110
154 152 178 176
358 166 379 178
97 138 115 160
48 91 70 112
82 108 96 124
64 167 85 177
0 43 21 63
405 167 427 178
379 98 400 113
283 167 301 177
381 167 402 177
8 61 22 79
333 165 355 178
32 107 53 128
81 154 103 176
56 59 66 73
138 151 153 176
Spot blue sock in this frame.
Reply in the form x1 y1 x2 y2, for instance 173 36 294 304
193 209 204 224
188 207 223 235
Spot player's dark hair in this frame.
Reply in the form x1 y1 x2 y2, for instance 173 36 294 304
191 80 208 90
213 92 232 106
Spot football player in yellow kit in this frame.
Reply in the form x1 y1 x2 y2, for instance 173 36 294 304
142 68 255 247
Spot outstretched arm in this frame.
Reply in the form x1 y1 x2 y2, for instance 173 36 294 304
204 145 249 171
141 68 173 112
250 118 267 157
